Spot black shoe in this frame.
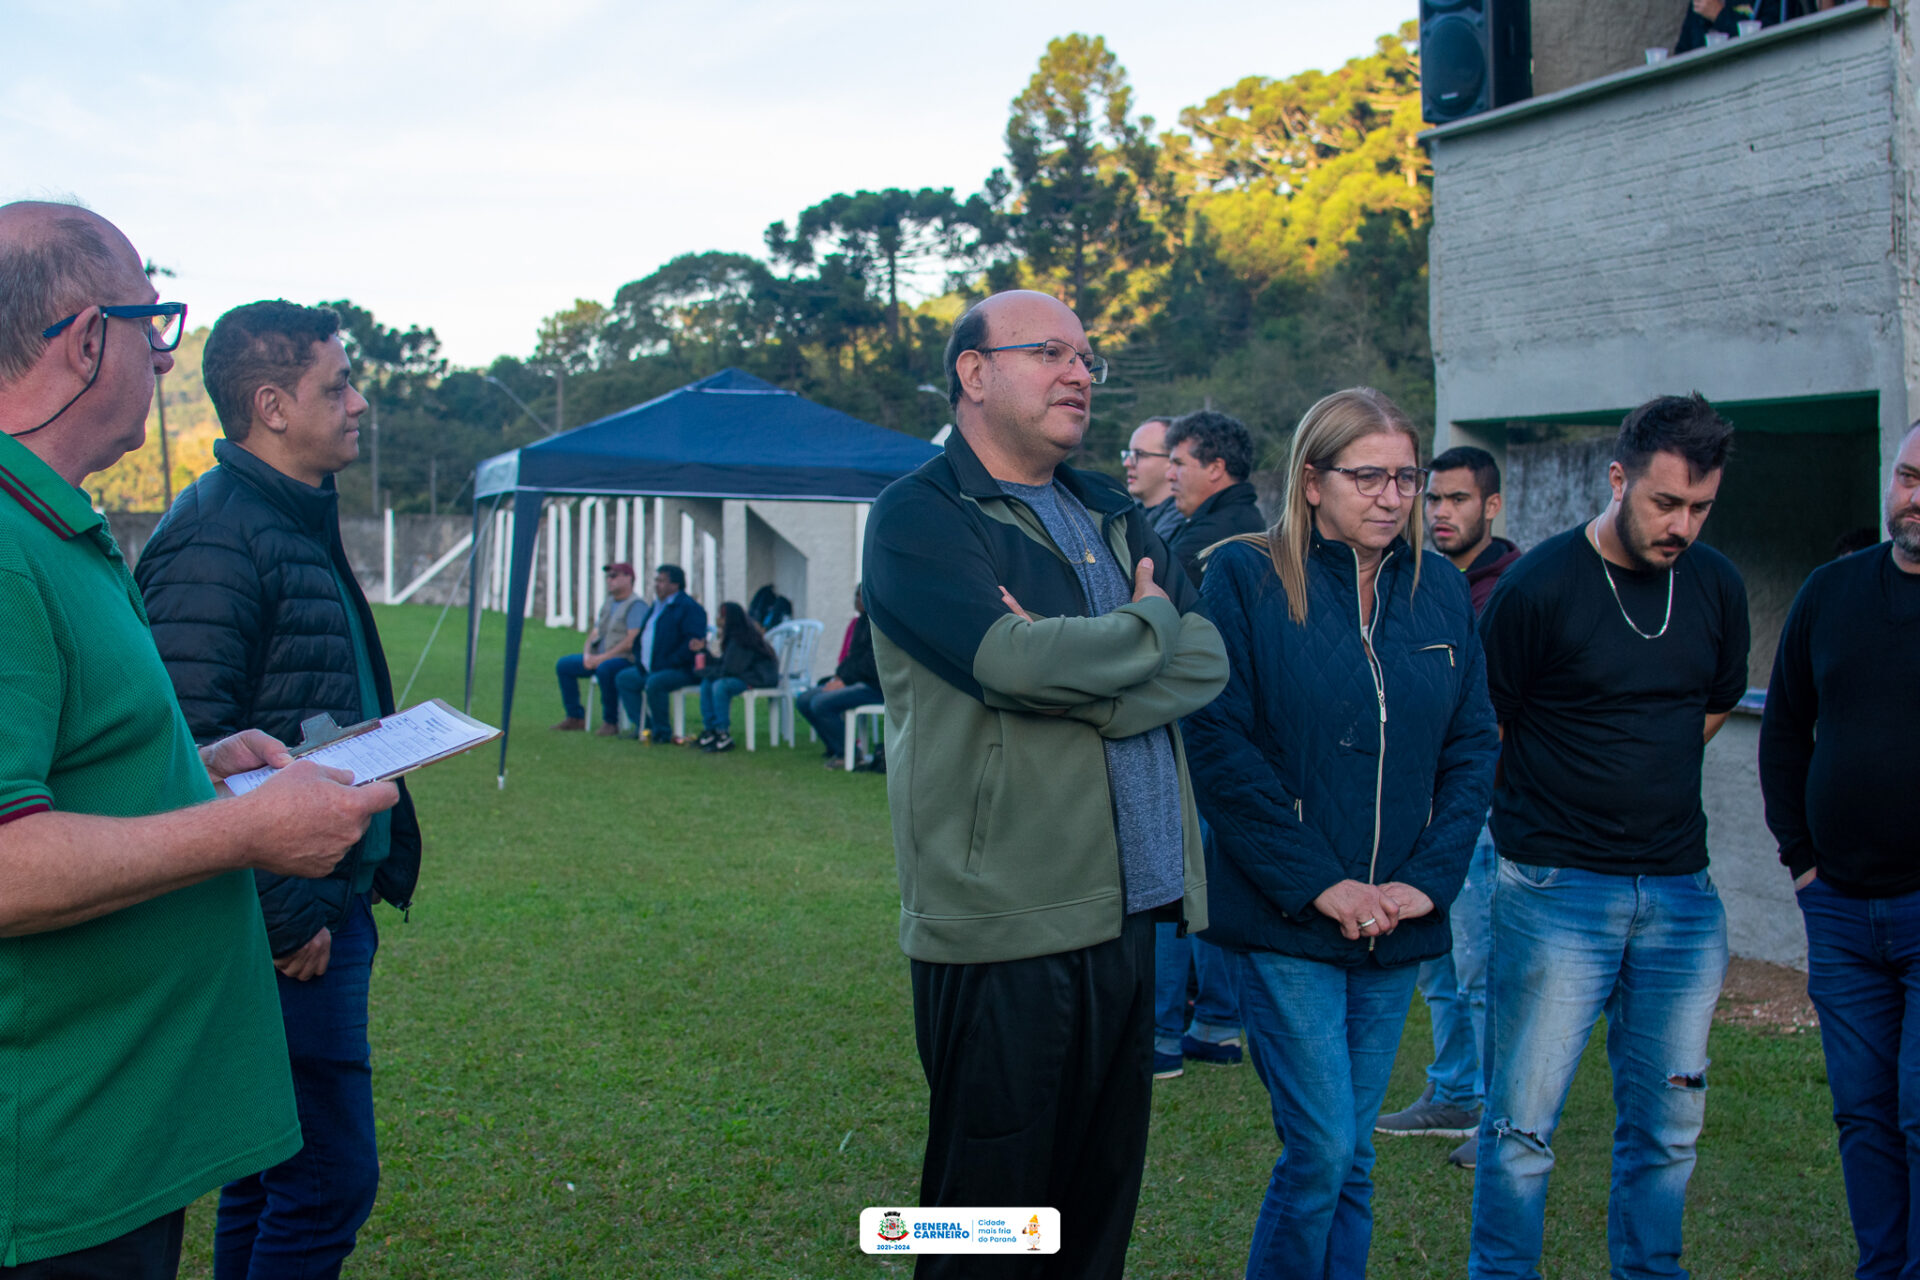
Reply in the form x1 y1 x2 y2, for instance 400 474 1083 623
694 729 717 749
709 732 735 753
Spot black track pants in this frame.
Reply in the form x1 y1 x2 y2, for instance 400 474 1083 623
910 911 1157 1280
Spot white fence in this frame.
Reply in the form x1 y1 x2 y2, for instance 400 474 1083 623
459 497 722 631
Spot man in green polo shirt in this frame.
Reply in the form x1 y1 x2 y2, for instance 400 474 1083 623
0 201 397 1278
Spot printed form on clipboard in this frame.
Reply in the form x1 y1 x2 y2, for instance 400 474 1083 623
223 699 501 797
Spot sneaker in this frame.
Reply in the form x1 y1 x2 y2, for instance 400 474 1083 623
1152 1051 1184 1080
1447 1135 1477 1169
593 722 619 737
693 729 718 749
1181 1033 1243 1066
708 732 735 753
550 717 585 732
1374 1084 1482 1138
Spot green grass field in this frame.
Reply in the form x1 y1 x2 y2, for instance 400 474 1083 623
177 604 1856 1278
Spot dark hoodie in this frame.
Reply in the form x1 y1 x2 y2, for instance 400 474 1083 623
1464 536 1523 616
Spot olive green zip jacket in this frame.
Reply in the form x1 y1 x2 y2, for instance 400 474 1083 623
862 432 1230 964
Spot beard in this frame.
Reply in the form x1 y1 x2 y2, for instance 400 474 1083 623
1888 507 1920 559
1614 497 1689 572
1430 509 1488 554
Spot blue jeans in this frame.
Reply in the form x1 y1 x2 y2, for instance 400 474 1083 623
794 682 880 758
1469 860 1728 1280
555 652 632 723
216 895 380 1280
614 665 698 739
698 676 747 733
1155 822 1239 1056
1233 949 1420 1280
1415 822 1498 1107
1154 926 1241 1056
1799 877 1920 1278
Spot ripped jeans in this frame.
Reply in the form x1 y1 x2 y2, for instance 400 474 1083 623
1468 859 1728 1280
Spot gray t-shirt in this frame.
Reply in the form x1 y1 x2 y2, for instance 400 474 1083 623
998 479 1185 914
591 593 649 656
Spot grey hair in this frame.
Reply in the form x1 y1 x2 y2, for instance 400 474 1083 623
0 205 125 385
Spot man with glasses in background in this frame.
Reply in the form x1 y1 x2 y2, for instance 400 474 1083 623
0 201 393 1278
1123 415 1185 541
864 290 1225 1278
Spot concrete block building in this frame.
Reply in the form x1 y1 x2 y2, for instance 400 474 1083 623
1425 1 1917 966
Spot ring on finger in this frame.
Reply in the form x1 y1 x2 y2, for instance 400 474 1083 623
1356 916 1377 930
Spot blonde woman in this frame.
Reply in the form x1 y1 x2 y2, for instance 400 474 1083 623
1182 388 1498 1279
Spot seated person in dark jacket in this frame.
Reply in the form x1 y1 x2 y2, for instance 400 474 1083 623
797 586 881 769
691 601 781 753
136 299 425 1278
614 563 709 744
1166 408 1267 587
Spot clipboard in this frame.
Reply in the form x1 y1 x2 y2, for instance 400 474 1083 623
221 699 501 796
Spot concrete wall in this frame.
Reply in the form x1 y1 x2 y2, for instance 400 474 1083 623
1425 5 1914 968
722 498 865 680
1705 715 1806 968
1430 6 1911 457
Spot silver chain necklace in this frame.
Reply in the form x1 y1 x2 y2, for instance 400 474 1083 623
1590 520 1673 640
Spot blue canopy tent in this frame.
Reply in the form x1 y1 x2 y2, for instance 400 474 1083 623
467 368 939 784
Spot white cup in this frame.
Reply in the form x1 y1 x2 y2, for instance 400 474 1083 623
1645 46 1671 64
1705 30 1734 47
1737 19 1764 35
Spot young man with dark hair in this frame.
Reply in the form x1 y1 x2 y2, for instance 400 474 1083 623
1470 393 1749 1279
1378 444 1522 1164
613 563 708 743
1426 445 1521 610
869 290 1225 1278
0 204 389 1280
1165 408 1264 586
1760 420 1920 1279
137 299 425 1277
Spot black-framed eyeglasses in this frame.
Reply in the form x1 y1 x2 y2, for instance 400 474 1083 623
42 302 188 353
1120 448 1168 465
1318 465 1431 498
979 340 1109 384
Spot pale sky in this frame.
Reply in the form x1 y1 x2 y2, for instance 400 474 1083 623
5 0 1417 368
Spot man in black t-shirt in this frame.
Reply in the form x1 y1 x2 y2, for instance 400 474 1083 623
1759 420 1920 1278
1469 395 1749 1280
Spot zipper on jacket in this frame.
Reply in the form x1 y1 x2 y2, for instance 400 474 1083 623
1356 551 1392 952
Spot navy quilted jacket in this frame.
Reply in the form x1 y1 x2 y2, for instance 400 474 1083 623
136 440 421 957
1183 532 1498 967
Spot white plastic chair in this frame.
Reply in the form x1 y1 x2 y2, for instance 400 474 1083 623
842 702 886 772
750 619 823 748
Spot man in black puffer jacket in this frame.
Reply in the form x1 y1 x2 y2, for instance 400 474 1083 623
136 300 421 1279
